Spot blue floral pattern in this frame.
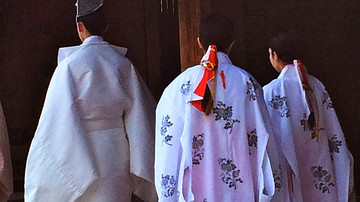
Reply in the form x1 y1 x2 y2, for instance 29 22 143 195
213 101 240 134
218 158 243 189
246 78 257 101
180 81 191 95
269 95 290 118
161 115 174 146
161 174 178 197
273 168 282 192
300 113 324 140
192 133 205 165
310 165 335 193
322 89 334 110
300 113 309 131
328 135 342 161
247 129 257 155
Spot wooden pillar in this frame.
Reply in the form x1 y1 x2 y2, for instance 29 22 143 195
178 0 209 71
143 0 162 98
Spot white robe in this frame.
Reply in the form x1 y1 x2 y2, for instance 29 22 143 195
0 101 12 202
155 52 279 202
25 36 157 202
263 62 354 202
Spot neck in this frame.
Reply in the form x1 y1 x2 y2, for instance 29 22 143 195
277 60 289 72
80 32 92 42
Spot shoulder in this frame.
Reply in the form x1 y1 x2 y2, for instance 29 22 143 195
262 76 293 102
263 77 282 91
170 65 203 86
158 65 203 109
223 63 257 81
162 65 202 96
308 74 325 88
307 75 331 99
58 45 82 64
68 43 132 70
222 64 263 92
263 71 302 92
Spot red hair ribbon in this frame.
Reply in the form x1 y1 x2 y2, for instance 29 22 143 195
296 59 320 141
190 45 218 115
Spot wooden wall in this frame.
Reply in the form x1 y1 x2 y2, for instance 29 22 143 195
179 0 360 193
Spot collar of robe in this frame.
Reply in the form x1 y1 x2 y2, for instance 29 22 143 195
82 35 104 45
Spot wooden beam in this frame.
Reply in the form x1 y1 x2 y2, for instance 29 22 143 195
143 0 162 99
178 0 209 71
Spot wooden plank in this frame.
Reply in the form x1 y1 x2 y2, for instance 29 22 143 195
143 0 162 98
178 0 209 71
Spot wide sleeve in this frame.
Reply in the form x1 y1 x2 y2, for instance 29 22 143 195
314 80 353 202
24 62 98 202
0 102 12 202
155 88 188 202
263 81 301 173
255 84 289 202
246 79 275 202
123 65 157 201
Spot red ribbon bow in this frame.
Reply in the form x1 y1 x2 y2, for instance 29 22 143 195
190 45 218 114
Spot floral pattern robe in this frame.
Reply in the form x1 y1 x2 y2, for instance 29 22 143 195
155 52 279 202
263 63 354 202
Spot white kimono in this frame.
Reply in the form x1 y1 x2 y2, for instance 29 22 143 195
0 102 12 202
155 51 279 202
263 61 354 202
25 36 157 202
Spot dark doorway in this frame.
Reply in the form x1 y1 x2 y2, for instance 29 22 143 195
158 0 181 99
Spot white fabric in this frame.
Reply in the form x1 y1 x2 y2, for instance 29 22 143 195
0 101 12 202
155 52 279 202
263 62 354 202
25 36 157 202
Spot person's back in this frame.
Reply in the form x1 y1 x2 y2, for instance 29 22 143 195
25 1 157 201
263 29 354 202
155 14 278 202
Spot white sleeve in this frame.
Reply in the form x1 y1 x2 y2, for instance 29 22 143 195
124 65 157 181
252 86 275 202
124 65 157 201
315 81 353 202
155 94 187 202
25 62 97 202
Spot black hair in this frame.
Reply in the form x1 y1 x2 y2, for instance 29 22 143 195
199 14 234 52
269 29 303 63
76 6 108 36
